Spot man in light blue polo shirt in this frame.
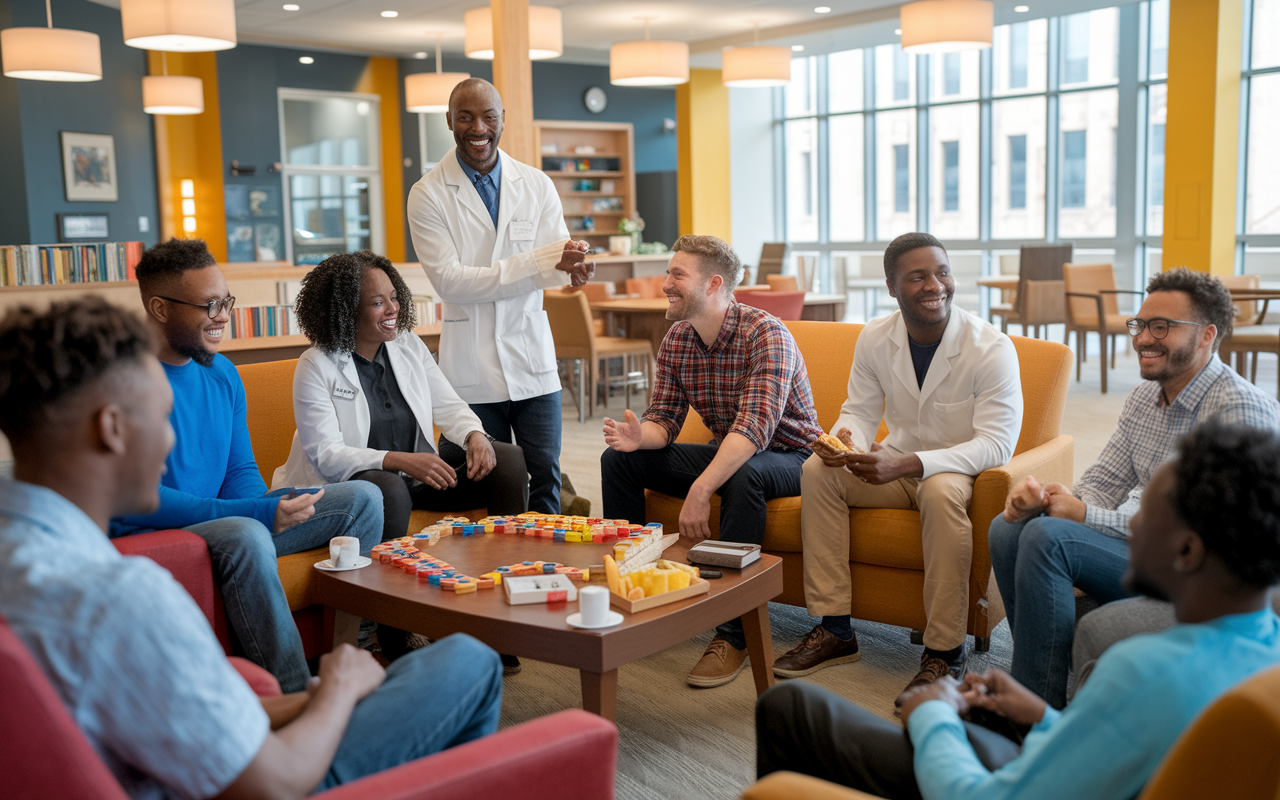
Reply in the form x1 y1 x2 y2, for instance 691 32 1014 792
755 421 1280 800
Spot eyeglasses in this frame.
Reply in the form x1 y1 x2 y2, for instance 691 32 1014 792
158 295 236 319
1125 317 1204 339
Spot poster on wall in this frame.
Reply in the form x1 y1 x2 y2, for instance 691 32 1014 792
60 132 118 202
227 223 255 262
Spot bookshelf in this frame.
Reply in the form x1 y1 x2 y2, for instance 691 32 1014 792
533 121 636 243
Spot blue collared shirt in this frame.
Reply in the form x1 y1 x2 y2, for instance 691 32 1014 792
456 150 501 228
0 478 269 800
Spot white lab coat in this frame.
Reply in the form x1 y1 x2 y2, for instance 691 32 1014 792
406 147 572 404
835 307 1023 479
272 331 485 489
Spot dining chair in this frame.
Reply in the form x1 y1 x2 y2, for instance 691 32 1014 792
754 242 790 285
1218 275 1280 397
1063 262 1143 394
990 244 1072 339
734 289 805 320
543 290 654 421
766 274 800 293
624 275 665 299
574 282 611 336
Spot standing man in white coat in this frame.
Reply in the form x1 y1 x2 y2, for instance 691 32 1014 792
407 78 593 514
771 232 1023 706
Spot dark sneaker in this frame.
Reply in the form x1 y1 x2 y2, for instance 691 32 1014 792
772 625 861 678
895 644 968 711
687 637 749 688
501 654 522 676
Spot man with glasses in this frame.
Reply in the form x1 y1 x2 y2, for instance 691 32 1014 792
988 267 1280 709
110 238 383 694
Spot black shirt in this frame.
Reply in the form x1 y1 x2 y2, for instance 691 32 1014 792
908 336 941 389
352 344 430 454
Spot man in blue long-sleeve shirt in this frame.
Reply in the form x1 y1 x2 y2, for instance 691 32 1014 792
755 421 1280 800
111 238 382 693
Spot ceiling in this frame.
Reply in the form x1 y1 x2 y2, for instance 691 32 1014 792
84 0 1136 65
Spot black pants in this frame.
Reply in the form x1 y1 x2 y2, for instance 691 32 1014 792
756 682 1021 800
600 443 808 647
351 441 528 542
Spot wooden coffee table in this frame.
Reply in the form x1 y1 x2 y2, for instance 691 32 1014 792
311 535 782 721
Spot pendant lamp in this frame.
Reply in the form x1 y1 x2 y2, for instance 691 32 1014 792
1 0 102 82
121 0 237 52
406 37 470 113
610 17 688 87
722 22 790 88
464 5 563 60
143 54 203 114
900 0 993 54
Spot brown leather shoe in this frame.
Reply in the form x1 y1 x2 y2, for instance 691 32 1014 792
895 645 968 710
772 625 861 678
687 637 749 688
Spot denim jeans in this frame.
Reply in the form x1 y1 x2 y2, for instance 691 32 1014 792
988 514 1135 709
319 633 503 789
439 391 562 515
184 481 383 693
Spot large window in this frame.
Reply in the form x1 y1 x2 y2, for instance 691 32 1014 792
1245 0 1280 235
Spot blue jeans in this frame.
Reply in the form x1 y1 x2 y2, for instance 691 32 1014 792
319 633 503 789
988 514 1135 709
186 482 383 693
440 391 562 515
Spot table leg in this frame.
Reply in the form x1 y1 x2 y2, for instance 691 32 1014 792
324 606 361 649
580 669 619 721
741 603 776 696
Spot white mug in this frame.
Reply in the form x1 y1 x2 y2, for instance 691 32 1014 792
330 536 360 568
578 585 610 626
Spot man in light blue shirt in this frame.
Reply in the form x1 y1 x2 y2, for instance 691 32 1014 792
755 420 1280 800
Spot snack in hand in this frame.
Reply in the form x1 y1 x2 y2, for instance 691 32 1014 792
816 433 851 451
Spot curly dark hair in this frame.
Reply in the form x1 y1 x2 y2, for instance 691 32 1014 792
1172 422 1280 589
0 297 155 443
293 251 417 354
1145 266 1235 350
884 232 947 279
134 238 216 297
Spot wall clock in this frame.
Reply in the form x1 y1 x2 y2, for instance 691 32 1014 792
583 86 607 114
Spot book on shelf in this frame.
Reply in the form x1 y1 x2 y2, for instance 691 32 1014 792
0 242 144 287
276 280 303 306
228 305 301 339
412 294 436 325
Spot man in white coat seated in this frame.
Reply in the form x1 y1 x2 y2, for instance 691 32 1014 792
407 77 594 517
772 232 1023 707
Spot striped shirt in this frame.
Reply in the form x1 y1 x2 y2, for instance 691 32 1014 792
642 302 823 452
1077 356 1280 538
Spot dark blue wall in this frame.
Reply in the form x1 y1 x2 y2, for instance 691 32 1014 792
2 0 158 247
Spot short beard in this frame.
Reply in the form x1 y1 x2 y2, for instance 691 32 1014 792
173 338 215 367
1140 335 1199 383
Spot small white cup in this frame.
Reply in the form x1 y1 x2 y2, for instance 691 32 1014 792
330 536 360 568
578 585 610 627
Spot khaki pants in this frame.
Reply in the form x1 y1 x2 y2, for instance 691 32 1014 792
799 451 975 651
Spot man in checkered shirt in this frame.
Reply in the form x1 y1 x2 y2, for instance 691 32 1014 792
990 267 1280 710
601 234 822 689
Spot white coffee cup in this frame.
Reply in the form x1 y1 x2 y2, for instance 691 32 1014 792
329 536 360 568
578 585 610 627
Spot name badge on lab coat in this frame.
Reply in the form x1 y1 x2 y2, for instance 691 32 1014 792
333 386 357 401
509 221 535 242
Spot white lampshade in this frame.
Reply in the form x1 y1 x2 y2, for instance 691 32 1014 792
143 74 204 114
721 45 790 87
610 39 689 86
900 0 993 54
1 27 101 81
121 0 237 52
464 6 562 60
405 71 470 113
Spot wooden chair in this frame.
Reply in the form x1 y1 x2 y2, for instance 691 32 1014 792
734 289 806 320
766 274 800 293
1217 275 1280 397
543 290 653 422
1063 262 1142 394
624 275 665 299
754 242 790 286
573 282 611 336
991 244 1072 339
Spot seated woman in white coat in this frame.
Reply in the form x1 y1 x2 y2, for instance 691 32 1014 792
274 251 529 544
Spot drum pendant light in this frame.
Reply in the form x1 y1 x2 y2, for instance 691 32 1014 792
143 53 203 114
121 0 237 52
610 17 688 87
406 36 470 113
722 22 790 88
900 0 993 54
464 5 563 60
1 0 102 82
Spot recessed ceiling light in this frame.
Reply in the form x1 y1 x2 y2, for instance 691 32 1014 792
413 51 427 59
282 3 299 10
380 10 398 17
299 56 314 64
814 6 831 12
1014 4 1030 11
791 44 805 51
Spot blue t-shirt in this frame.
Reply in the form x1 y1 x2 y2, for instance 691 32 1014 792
111 355 277 536
908 607 1280 800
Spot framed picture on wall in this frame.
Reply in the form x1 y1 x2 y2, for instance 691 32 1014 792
60 132 118 202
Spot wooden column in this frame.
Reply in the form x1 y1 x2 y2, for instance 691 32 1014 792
1161 0 1243 275
356 57 406 261
491 0 535 165
676 68 732 242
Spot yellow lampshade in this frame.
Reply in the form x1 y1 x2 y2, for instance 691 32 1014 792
0 27 101 81
143 74 203 114
900 0 993 54
610 39 689 86
464 6 562 60
722 45 791 87
405 71 470 113
121 0 237 52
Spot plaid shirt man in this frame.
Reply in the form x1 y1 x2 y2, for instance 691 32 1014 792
642 302 823 452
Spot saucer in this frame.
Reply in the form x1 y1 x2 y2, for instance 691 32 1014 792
566 611 624 629
314 555 372 572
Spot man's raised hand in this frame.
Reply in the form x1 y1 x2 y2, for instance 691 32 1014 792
602 409 643 452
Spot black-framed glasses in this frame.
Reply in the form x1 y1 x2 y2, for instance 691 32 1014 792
158 295 236 319
1125 317 1204 339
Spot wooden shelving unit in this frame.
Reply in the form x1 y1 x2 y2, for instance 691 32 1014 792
533 120 636 245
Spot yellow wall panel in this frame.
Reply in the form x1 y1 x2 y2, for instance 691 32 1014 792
676 69 732 243
356 57 406 262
